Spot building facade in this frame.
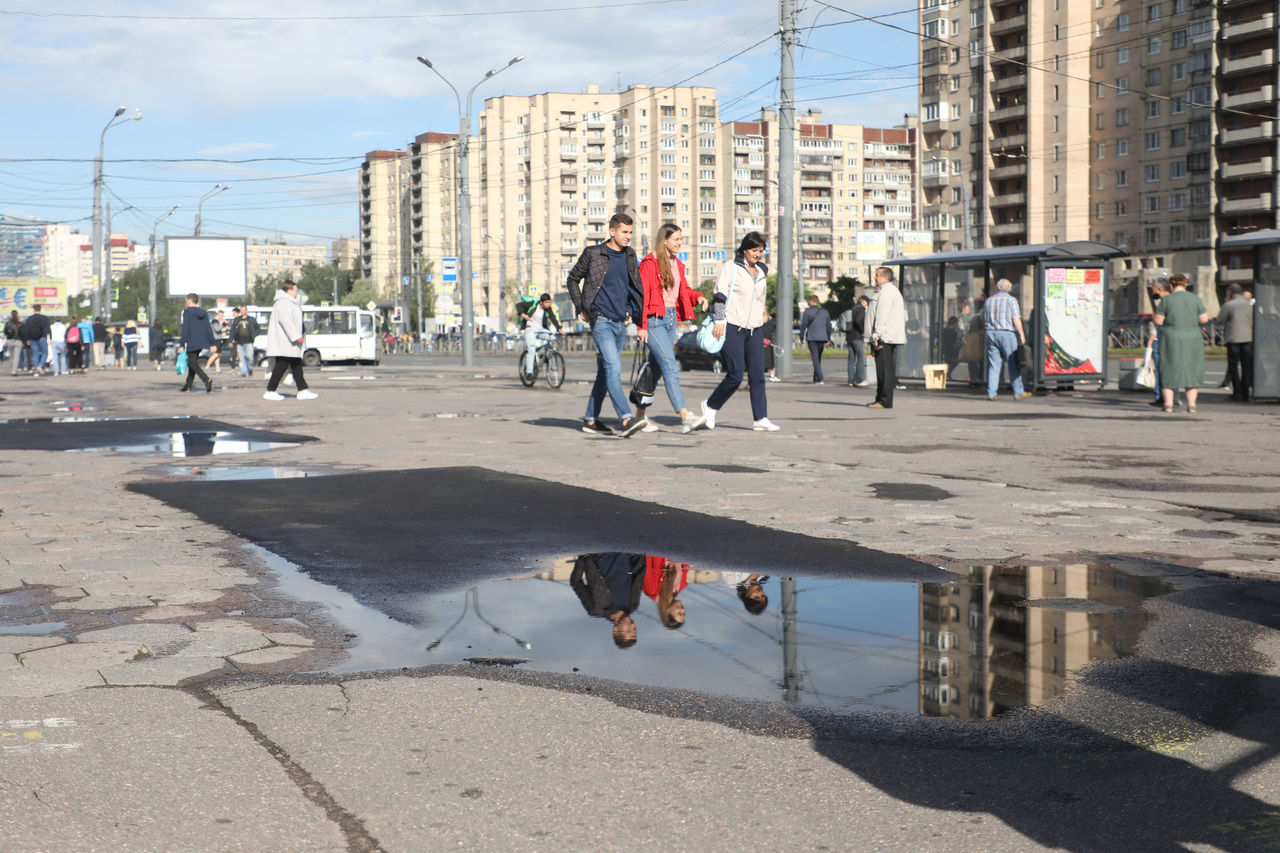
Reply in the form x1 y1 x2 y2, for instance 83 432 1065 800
244 240 329 286
0 218 44 278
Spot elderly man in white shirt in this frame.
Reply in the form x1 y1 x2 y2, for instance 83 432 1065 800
863 266 906 409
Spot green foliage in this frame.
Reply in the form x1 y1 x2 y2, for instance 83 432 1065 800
340 278 379 309
821 275 862 320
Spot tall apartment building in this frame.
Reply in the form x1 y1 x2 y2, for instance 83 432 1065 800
0 218 44 277
244 240 328 285
359 150 412 299
40 224 86 294
331 237 359 271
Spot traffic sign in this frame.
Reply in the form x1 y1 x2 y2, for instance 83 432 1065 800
716 250 726 261
366 301 377 310
678 251 688 262
441 258 458 282
402 276 411 286
426 274 434 282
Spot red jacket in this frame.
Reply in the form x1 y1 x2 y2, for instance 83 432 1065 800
642 555 690 600
638 253 700 329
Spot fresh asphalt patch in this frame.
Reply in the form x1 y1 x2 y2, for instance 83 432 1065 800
128 466 949 621
0 417 315 452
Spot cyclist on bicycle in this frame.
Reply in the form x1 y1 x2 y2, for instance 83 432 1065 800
518 293 562 376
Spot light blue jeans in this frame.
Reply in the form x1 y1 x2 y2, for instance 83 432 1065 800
237 342 255 376
985 329 1025 397
524 328 541 374
51 341 67 374
644 308 686 413
29 338 48 372
585 316 632 421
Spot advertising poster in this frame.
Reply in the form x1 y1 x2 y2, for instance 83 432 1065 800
855 231 888 260
1041 265 1105 376
0 278 68 316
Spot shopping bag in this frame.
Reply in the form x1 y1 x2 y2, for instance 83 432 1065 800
175 349 188 375
1136 357 1156 389
628 344 656 408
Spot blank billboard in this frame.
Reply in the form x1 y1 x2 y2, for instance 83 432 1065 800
165 237 247 298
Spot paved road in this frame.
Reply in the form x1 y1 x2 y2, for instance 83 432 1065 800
2 356 1279 851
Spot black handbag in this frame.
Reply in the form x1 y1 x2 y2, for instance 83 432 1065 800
628 343 656 407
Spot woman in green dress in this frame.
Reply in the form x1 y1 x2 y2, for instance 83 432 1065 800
1153 273 1210 413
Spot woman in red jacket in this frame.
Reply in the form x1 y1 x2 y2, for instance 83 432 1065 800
635 223 708 434
642 555 689 629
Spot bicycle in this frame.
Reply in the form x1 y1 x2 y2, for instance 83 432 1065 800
517 333 565 389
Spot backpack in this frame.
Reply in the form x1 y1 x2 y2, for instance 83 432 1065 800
233 317 255 343
3 318 19 340
65 324 81 344
516 300 537 329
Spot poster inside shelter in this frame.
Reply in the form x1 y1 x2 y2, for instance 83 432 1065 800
1042 266 1104 376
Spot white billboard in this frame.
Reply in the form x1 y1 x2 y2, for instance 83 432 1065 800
165 237 247 298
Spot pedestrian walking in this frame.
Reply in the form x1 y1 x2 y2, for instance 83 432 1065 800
699 232 778 431
91 316 107 370
122 322 140 370
1217 283 1253 402
22 304 51 377
983 278 1031 401
799 294 832 384
205 310 226 373
566 212 645 437
49 317 68 375
64 317 85 372
864 266 906 409
838 295 869 386
634 223 708 434
1154 273 1209 414
1144 277 1170 408
111 326 124 368
4 310 23 373
762 309 780 381
230 306 260 377
262 280 317 401
77 317 95 371
178 293 216 393
148 323 165 370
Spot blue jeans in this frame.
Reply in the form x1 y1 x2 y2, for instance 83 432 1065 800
1151 335 1162 401
707 323 767 420
52 341 67 374
644 308 686 413
585 316 632 421
848 339 866 384
237 342 255 376
985 329 1024 397
29 338 48 372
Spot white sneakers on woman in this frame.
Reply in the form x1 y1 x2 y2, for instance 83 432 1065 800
752 418 780 431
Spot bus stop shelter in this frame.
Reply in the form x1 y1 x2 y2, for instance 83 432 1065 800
1219 229 1279 401
887 241 1127 390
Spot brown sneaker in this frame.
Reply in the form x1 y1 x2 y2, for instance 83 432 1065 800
1014 392 1033 400
867 402 886 409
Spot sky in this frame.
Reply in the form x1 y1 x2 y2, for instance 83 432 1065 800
0 0 918 250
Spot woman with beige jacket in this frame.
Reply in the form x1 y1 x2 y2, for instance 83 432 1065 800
697 232 779 432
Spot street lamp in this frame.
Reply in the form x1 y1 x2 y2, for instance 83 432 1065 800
195 184 230 236
417 53 524 365
91 106 142 320
103 202 134 323
483 232 507 332
149 204 181 328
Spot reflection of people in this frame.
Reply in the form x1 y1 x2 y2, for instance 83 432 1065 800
964 302 985 386
839 295 869 386
905 314 928 377
643 556 689 629
570 553 646 648
721 572 769 614
864 266 905 409
941 317 962 377
983 279 1030 400
1154 273 1209 413
180 432 217 457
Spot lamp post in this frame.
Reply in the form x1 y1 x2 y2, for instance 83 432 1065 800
484 232 507 333
417 54 524 365
103 202 134 323
194 184 230 236
149 205 181 328
92 106 142 320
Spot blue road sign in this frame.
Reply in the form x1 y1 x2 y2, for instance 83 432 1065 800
442 258 458 282
716 250 726 261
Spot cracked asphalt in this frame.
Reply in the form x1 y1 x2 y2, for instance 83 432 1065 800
3 354 1280 851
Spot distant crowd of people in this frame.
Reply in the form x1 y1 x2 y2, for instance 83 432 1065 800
4 307 160 376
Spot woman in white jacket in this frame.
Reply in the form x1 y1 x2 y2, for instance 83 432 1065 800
698 232 779 431
262 281 318 401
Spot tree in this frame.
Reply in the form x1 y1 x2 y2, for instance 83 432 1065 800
821 275 863 321
340 278 379 310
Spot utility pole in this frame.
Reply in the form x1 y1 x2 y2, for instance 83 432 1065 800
497 240 507 333
781 578 800 703
414 254 424 337
104 202 113 323
962 184 973 251
332 258 340 306
776 0 797 378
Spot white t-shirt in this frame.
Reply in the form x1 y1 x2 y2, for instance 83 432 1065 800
50 321 68 343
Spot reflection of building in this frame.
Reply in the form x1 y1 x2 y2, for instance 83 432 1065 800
918 564 1160 720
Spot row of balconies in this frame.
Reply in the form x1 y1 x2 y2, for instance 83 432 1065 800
1220 48 1275 76
990 74 1027 94
1218 121 1275 146
1220 156 1273 179
1219 11 1275 42
1218 192 1273 214
989 14 1027 37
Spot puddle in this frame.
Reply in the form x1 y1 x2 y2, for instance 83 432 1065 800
329 375 378 381
258 547 1170 719
871 482 955 502
162 465 325 481
667 464 768 474
425 412 484 419
72 432 297 457
1 621 67 635
1 416 103 425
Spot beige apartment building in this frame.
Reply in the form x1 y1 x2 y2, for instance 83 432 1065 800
359 150 412 300
244 240 328 287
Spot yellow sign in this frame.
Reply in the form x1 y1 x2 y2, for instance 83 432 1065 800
0 278 68 316
526 285 539 298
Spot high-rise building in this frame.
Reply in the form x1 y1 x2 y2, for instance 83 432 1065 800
0 217 44 278
40 224 86 294
331 236 359 271
244 240 328 286
359 150 411 299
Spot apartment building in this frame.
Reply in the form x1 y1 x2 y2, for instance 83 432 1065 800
244 240 329 286
40 224 86 294
359 150 412 299
331 237 359 271
0 218 44 278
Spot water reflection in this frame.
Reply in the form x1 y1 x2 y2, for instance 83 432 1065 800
73 431 297 457
258 546 1170 719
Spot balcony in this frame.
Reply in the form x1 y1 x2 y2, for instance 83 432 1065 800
1218 122 1275 145
989 162 1027 180
1221 85 1274 111
1220 156 1273 179
990 73 1027 94
990 133 1027 151
1218 193 1273 214
990 222 1026 236
1220 12 1275 42
586 147 606 161
989 14 1027 36
993 44 1028 63
922 115 951 133
922 172 949 187
1221 267 1254 283
1220 49 1274 76
990 192 1026 208
989 104 1027 123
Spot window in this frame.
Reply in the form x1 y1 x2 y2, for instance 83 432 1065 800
1171 63 1186 82
1096 112 1105 130
1171 96 1185 115
1116 107 1129 126
1117 12 1129 31
1169 224 1185 244
1096 82 1107 98
1171 29 1186 49
1146 68 1161 87
1146 4 1161 22
1117 138 1129 155
1169 193 1185 211
1173 0 1186 12
1146 100 1161 119
1096 142 1106 159
1170 127 1186 146
1145 133 1161 151
1096 203 1106 219
1189 19 1212 41
950 75 961 92
1147 37 1162 55
1116 169 1129 187
1115 200 1129 216
1117 47 1130 64
923 102 941 121
1188 52 1209 73
1169 160 1185 179
1095 51 1105 69
950 131 962 148
1145 163 1160 181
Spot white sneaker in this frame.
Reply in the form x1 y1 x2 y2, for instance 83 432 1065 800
701 400 716 430
752 418 780 432
297 389 318 400
767 375 781 382
681 413 707 434
262 391 285 401
641 420 660 432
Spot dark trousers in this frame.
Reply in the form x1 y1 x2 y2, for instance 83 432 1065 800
807 340 825 382
1227 341 1253 400
267 356 308 392
707 324 767 420
848 340 866 384
873 343 899 408
183 349 210 389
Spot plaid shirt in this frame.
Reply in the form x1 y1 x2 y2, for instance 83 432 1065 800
983 291 1020 332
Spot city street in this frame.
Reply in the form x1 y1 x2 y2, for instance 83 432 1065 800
3 355 1280 852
